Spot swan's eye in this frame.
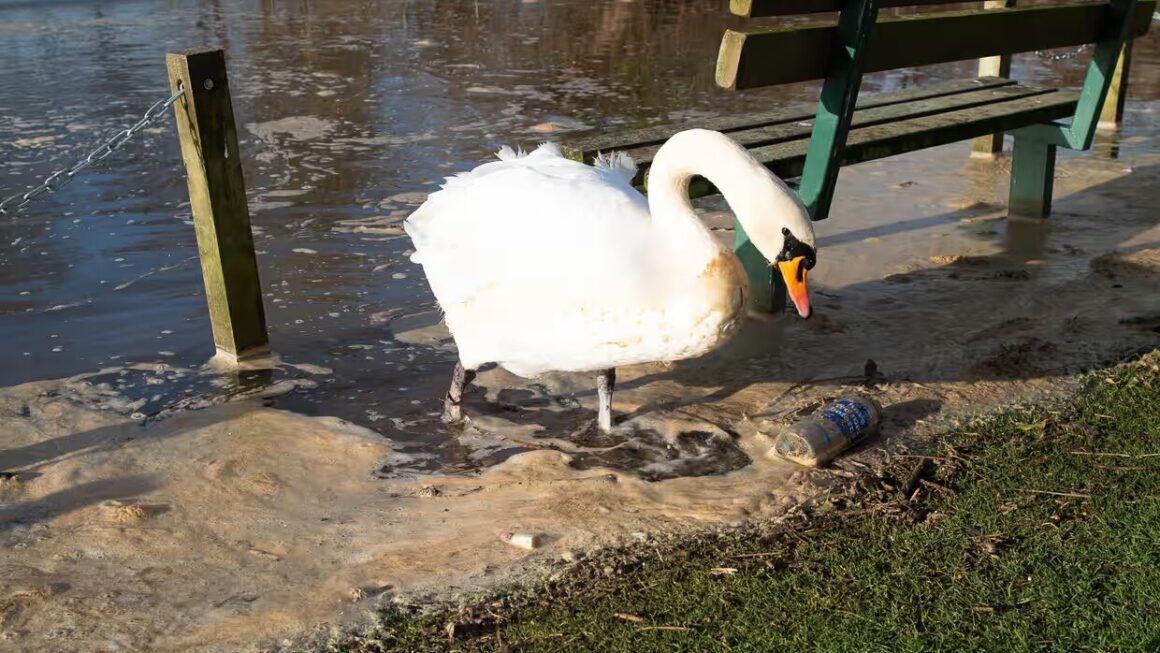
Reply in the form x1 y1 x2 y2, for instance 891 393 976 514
777 229 800 262
776 230 814 267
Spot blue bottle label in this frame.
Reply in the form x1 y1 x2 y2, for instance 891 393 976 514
819 400 873 436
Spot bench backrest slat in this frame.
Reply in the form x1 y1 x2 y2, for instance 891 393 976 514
718 2 1156 90
566 77 1018 156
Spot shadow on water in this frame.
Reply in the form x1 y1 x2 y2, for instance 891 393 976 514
0 475 159 527
0 391 244 471
0 421 146 472
1 402 232 526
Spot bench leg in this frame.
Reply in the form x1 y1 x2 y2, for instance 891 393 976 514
1009 136 1057 219
736 223 785 313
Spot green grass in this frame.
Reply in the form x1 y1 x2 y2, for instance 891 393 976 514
313 353 1160 653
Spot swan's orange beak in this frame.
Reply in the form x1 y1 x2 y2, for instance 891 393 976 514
776 256 812 319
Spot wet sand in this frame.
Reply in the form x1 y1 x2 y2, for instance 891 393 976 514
2 0 1159 457
2 1 1159 650
2 132 1158 650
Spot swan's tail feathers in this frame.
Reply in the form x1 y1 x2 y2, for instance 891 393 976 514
533 142 565 158
496 142 567 162
594 150 638 183
495 145 526 161
402 212 424 263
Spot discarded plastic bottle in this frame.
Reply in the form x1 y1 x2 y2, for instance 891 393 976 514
772 396 882 467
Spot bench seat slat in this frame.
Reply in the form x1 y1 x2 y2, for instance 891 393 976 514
612 82 1058 173
567 85 1077 199
567 77 1017 155
732 0 981 17
753 89 1077 180
718 2 1156 89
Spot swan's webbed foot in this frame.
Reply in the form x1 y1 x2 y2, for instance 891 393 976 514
441 361 476 425
596 368 616 435
441 400 465 425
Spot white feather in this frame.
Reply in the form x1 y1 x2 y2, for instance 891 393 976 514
404 130 814 377
593 150 637 183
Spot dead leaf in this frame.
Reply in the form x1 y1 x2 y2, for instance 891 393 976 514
1016 419 1047 433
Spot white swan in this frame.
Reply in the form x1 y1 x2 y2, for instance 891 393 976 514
405 129 816 433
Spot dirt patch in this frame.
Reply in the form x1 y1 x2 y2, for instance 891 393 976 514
2 138 1159 652
0 474 24 502
971 337 1062 377
0 379 821 652
1090 249 1160 279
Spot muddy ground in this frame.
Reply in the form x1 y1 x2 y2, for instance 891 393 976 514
2 138 1159 651
3 2 1160 650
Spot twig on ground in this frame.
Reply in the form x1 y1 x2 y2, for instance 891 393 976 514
614 613 645 623
919 478 956 495
635 626 694 633
1068 450 1160 459
1021 489 1093 499
1094 464 1151 472
941 446 972 463
900 457 930 500
750 377 818 418
1068 450 1132 458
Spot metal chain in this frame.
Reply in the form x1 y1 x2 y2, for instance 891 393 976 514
1032 44 1092 62
0 83 185 216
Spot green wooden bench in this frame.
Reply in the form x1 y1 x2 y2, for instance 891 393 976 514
564 0 1154 311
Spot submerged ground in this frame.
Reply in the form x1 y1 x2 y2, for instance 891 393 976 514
2 2 1160 652
1 143 1157 650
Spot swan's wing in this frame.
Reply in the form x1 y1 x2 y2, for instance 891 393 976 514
403 144 744 375
592 150 637 185
404 143 655 313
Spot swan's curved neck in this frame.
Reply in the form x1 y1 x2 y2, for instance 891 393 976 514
646 130 812 266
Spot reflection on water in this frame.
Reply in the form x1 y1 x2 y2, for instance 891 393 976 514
1004 216 1051 263
1 0 1158 461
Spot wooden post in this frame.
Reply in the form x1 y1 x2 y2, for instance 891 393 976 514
1098 40 1133 129
166 49 269 366
970 0 1016 158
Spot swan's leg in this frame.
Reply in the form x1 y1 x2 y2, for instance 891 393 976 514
442 361 476 424
596 368 616 434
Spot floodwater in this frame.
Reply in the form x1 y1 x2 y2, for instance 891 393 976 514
3 4 1160 649
2 0 1159 472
